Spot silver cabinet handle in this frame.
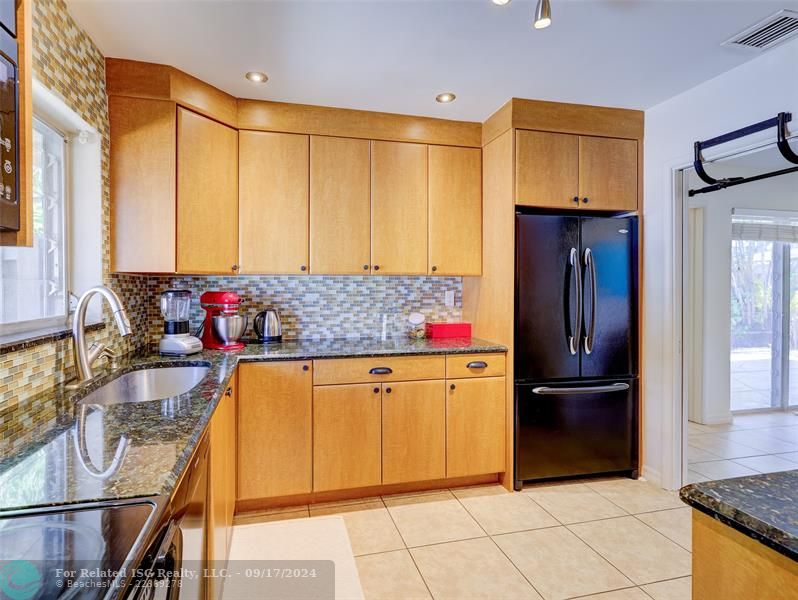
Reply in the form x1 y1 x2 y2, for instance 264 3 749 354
583 247 597 355
567 247 583 356
532 383 629 395
466 361 487 369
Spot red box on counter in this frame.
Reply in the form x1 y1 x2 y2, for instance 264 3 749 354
424 322 472 338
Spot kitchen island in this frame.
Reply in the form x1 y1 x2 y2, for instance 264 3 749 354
680 470 798 600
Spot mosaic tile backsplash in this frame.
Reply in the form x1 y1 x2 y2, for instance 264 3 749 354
144 275 463 345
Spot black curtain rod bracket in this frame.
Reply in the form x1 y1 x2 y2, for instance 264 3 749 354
689 112 798 197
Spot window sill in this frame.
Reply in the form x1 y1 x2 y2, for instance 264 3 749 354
0 322 105 355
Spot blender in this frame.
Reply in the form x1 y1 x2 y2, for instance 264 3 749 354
159 290 203 355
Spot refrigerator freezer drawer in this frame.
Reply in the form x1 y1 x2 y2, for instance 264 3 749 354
515 379 638 485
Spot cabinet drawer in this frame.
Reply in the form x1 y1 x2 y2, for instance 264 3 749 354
313 355 445 385
446 353 505 378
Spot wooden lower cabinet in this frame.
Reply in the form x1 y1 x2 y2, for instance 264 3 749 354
314 384 382 491
208 375 237 600
382 380 446 484
446 377 506 478
237 362 313 500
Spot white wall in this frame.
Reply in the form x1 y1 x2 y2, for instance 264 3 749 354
643 39 798 489
688 167 798 425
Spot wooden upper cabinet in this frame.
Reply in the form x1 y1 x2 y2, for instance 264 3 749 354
515 129 639 211
238 362 313 500
515 130 579 209
239 131 309 274
110 96 177 272
371 141 428 275
177 107 239 274
382 380 446 484
428 145 482 276
578 136 638 211
313 383 382 491
310 136 371 274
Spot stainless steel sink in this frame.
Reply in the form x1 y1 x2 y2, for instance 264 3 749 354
77 365 211 406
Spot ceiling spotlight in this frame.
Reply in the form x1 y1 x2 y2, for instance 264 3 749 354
492 0 511 5
245 71 268 83
533 0 551 29
435 92 457 104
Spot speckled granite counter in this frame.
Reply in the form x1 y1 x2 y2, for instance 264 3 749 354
680 470 798 561
0 337 505 513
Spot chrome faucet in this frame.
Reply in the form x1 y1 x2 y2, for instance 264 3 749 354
70 285 132 386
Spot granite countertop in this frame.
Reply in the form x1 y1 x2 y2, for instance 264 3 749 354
0 337 505 514
680 470 798 561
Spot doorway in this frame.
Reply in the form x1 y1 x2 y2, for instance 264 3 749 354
681 145 798 484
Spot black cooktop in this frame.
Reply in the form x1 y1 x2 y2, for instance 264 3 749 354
0 502 156 600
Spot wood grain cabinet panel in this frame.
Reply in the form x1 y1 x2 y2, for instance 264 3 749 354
208 375 236 600
310 136 371 274
109 96 177 272
382 380 446 484
239 131 309 274
428 146 482 276
371 141 428 275
446 377 506 477
237 362 312 500
313 384 382 491
515 130 579 209
445 353 506 379
313 355 445 386
578 136 638 211
177 107 239 274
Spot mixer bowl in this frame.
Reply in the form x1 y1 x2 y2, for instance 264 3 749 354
212 314 248 344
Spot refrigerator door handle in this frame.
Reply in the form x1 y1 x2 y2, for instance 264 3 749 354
531 383 630 395
567 247 583 356
583 247 597 355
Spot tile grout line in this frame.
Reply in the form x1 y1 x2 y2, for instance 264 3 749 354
630 511 692 554
380 494 436 600
452 488 550 600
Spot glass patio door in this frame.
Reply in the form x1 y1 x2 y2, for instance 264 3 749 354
730 212 798 412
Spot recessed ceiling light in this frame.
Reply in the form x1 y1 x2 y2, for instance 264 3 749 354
245 71 268 83
435 92 456 104
492 0 511 5
533 0 551 29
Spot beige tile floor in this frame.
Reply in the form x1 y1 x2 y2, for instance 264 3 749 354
235 478 692 600
687 411 798 483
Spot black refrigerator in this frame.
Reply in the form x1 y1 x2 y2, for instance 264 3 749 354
514 213 639 489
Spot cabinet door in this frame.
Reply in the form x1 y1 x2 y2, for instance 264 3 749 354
313 384 382 491
515 130 579 209
578 136 638 211
177 108 239 274
110 96 176 273
238 362 312 499
428 146 482 276
239 131 309 274
371 141 428 275
208 378 235 600
310 136 371 274
224 373 237 554
382 380 445 484
446 377 505 478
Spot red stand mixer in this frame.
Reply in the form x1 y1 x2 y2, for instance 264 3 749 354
199 291 247 350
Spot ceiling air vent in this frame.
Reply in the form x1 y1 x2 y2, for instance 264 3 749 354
723 9 798 51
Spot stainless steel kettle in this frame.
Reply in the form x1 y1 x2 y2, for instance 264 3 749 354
254 308 282 343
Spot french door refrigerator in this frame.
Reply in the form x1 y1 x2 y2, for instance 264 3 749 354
514 213 639 489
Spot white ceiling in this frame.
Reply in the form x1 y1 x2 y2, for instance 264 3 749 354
66 0 798 122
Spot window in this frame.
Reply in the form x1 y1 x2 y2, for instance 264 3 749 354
0 118 68 333
730 212 798 411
